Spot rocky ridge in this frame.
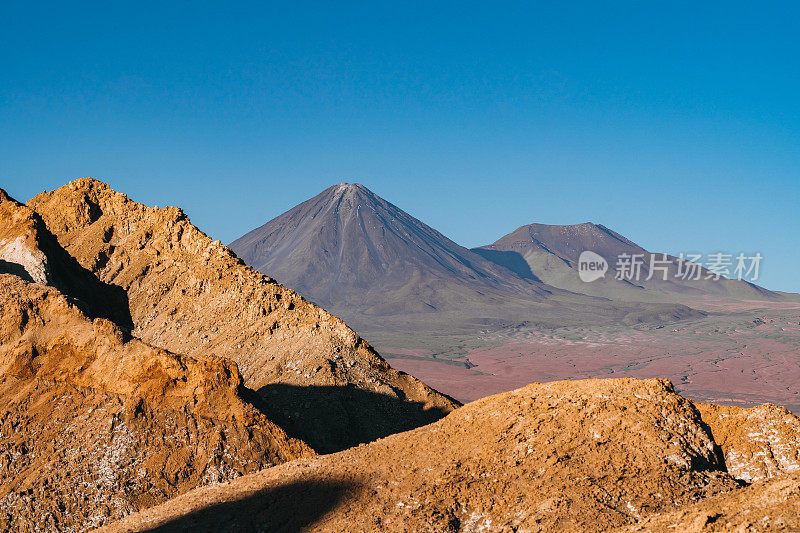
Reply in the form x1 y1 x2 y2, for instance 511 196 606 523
698 402 800 483
3 180 800 532
0 189 313 531
103 378 751 532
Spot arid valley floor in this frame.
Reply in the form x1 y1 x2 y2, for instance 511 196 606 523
385 301 800 410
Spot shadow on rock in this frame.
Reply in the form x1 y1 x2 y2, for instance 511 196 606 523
253 383 451 454
0 259 35 282
142 479 357 533
40 223 135 332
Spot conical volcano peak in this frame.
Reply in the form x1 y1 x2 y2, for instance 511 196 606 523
329 182 376 204
333 182 367 191
526 221 611 238
484 221 641 257
230 183 551 317
474 219 778 301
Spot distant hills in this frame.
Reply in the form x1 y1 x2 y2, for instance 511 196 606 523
230 184 783 354
473 221 779 302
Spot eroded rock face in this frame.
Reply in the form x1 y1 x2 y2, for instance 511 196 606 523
0 189 312 531
28 178 459 452
0 274 313 531
0 187 132 329
0 189 54 286
0 234 50 284
101 378 743 533
616 473 800 532
697 402 800 483
0 275 312 532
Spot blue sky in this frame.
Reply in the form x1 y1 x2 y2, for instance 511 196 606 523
2 1 798 291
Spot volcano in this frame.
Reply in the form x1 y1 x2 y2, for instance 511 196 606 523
230 185 704 356
230 183 552 316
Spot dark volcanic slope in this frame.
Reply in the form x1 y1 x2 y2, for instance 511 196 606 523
474 222 780 302
230 183 551 316
230 186 705 357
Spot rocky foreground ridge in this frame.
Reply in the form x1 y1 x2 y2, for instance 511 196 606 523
0 190 312 531
104 378 800 532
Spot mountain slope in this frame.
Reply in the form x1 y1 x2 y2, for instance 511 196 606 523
230 183 552 316
474 222 780 302
28 178 459 453
228 185 703 359
0 276 313 532
103 378 745 532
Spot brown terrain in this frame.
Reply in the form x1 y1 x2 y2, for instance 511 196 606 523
697 402 800 483
0 190 312 531
0 276 312 532
615 473 800 532
0 180 456 530
103 378 800 532
2 178 800 532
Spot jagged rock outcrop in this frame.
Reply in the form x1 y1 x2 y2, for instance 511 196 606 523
101 378 743 532
0 275 312 532
0 188 50 285
697 402 800 483
0 189 313 531
0 188 132 328
28 178 459 452
617 473 800 532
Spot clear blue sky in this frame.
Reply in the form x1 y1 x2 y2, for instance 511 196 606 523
2 1 798 291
